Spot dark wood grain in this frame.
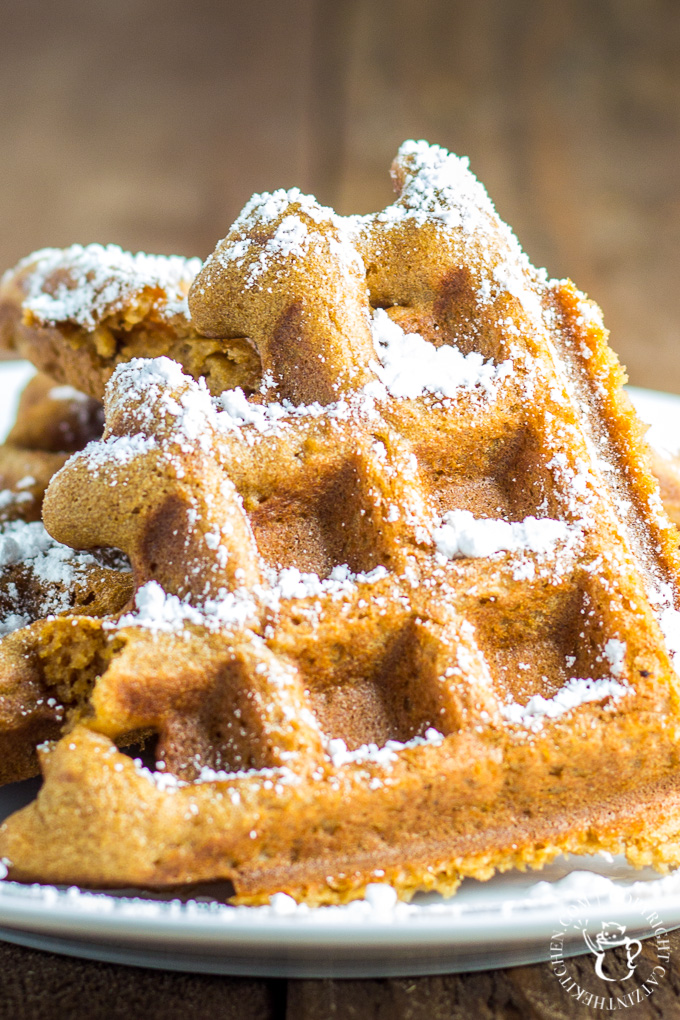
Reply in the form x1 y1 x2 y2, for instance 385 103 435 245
308 0 355 208
0 0 315 265
289 931 680 1018
3 931 680 1019
0 939 286 1020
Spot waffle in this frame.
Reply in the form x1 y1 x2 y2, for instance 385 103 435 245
650 451 680 529
0 374 133 783
3 141 680 906
0 245 261 399
0 372 104 523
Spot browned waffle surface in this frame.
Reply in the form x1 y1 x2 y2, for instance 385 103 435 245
2 141 680 905
0 245 261 399
651 450 680 528
0 374 133 783
0 372 103 523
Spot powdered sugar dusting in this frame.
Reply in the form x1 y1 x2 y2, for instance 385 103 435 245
603 638 626 678
114 580 257 636
0 520 103 636
381 139 496 233
210 189 364 291
241 215 309 287
325 728 444 769
81 433 158 477
116 581 205 633
1 139 679 908
434 510 578 560
369 309 513 400
114 564 391 638
48 385 90 403
0 489 33 513
12 244 201 330
265 564 387 607
501 677 630 732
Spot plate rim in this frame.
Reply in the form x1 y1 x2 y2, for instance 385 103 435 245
2 366 680 973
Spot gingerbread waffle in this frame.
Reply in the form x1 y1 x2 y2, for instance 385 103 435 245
0 372 104 523
0 245 261 399
2 141 680 906
0 373 132 783
650 451 680 529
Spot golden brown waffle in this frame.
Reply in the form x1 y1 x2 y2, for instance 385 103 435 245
5 261 680 523
0 372 103 523
0 374 132 783
0 550 133 785
3 141 680 906
651 450 680 528
0 245 261 399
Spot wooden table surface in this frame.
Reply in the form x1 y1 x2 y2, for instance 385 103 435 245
2 931 680 1018
1 1 680 1015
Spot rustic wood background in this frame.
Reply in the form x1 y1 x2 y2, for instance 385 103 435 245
0 0 678 392
1 0 680 1014
2 930 680 1018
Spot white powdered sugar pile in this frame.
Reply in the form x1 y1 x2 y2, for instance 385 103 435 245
369 308 513 400
209 188 364 290
0 605 30 638
375 139 497 234
0 519 103 636
114 564 391 637
602 638 626 678
134 756 301 795
115 580 207 634
501 677 630 732
0 520 94 579
325 728 444 769
8 244 201 329
48 385 91 403
433 509 577 560
264 564 387 607
216 387 291 431
0 487 33 513
214 387 382 441
114 580 257 636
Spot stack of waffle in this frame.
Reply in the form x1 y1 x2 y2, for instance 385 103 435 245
1 141 680 905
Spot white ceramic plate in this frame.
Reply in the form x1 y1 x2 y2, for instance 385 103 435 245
0 363 679 978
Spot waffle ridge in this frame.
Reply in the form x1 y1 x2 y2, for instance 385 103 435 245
2 141 680 904
0 245 262 399
0 375 133 783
